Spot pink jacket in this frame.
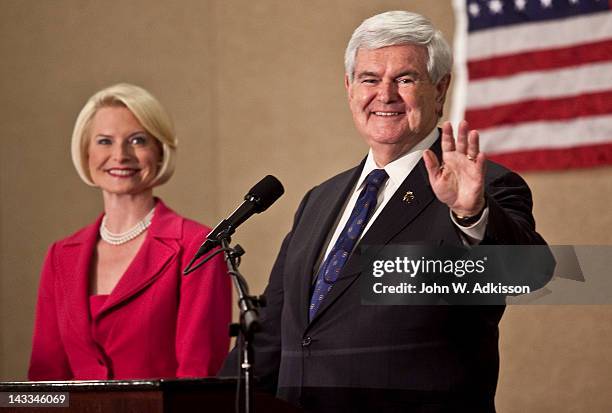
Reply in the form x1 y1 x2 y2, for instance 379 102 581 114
29 200 232 380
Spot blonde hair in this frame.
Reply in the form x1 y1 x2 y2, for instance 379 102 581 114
71 83 177 187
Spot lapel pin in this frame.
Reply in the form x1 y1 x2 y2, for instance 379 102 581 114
403 191 415 203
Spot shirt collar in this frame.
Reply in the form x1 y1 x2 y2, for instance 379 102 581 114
356 127 440 190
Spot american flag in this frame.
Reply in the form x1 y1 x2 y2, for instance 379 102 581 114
450 0 612 171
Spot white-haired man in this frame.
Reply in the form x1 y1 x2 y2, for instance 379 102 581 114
222 10 546 412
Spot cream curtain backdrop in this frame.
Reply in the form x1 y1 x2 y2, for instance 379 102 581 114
1 1 611 411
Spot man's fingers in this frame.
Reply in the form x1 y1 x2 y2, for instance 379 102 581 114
423 149 441 181
476 152 487 174
456 120 469 154
467 129 480 161
441 121 455 152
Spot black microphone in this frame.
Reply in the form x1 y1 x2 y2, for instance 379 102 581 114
184 175 284 273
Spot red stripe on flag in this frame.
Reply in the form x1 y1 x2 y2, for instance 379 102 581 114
468 38 612 80
487 142 612 171
465 90 612 130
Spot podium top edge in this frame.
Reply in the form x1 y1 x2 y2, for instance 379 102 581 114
0 377 239 391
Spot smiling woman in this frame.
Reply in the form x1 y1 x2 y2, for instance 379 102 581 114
87 106 163 197
28 84 232 380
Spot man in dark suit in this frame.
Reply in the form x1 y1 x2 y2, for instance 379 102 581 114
222 10 547 412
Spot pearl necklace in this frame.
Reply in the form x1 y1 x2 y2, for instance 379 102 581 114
99 207 155 245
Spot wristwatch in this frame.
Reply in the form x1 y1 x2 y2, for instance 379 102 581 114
452 199 487 227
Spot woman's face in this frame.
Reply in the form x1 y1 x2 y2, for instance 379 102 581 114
87 106 162 196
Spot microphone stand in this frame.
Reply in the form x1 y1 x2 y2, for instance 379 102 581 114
184 229 265 413
220 233 265 413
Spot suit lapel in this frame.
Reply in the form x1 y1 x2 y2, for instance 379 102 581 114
54 200 182 353
309 139 441 324
296 163 364 328
98 237 176 315
58 218 100 347
349 160 435 264
97 200 180 316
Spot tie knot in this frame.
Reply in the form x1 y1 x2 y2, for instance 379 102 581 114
365 169 388 190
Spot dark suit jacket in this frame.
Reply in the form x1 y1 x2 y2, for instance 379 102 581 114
221 139 547 412
29 199 232 380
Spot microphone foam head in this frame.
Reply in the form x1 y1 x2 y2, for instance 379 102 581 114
246 175 285 212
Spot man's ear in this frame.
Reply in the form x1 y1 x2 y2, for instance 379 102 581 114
435 74 451 117
345 73 352 99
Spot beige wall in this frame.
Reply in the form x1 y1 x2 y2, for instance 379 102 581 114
1 1 610 411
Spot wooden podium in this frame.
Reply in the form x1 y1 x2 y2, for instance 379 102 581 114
0 378 300 412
